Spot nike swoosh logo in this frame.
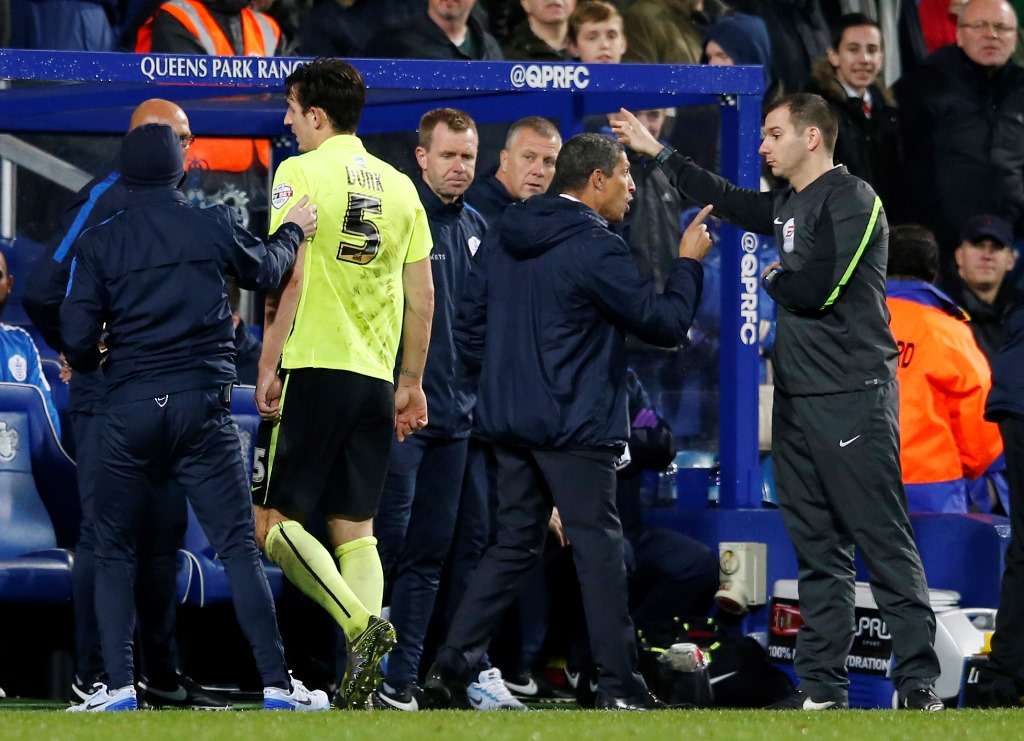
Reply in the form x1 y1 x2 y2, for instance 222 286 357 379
774 218 784 225
839 435 861 448
378 691 418 711
469 695 484 707
709 671 738 685
85 699 109 710
294 696 312 705
803 698 838 710
144 685 187 702
505 678 539 696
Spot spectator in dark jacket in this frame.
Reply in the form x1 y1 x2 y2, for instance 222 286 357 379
620 109 685 292
10 0 116 50
896 0 1024 252
299 0 421 57
465 116 561 226
621 0 704 64
670 11 775 173
427 133 713 710
978 303 1024 706
807 13 905 222
367 0 502 60
503 0 573 61
704 11 775 91
941 214 1021 359
730 0 832 94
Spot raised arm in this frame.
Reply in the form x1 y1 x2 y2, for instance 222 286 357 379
611 107 775 235
580 206 714 346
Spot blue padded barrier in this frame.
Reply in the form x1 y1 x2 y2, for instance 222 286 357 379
0 404 72 603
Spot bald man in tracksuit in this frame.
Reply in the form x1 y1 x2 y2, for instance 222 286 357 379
614 96 943 711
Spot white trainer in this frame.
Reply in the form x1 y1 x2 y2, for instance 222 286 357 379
66 684 137 712
466 668 527 711
263 676 330 711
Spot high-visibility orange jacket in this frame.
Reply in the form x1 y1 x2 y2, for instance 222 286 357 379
136 0 280 172
886 279 1003 512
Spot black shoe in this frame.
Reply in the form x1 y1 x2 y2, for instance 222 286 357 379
973 669 1024 708
594 690 666 711
504 671 576 702
336 616 397 710
372 682 425 711
139 674 232 710
900 687 945 712
768 689 847 710
422 660 468 709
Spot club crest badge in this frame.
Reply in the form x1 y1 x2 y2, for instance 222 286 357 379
7 354 26 382
0 420 19 462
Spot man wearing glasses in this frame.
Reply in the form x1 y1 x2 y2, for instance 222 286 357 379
896 0 1024 260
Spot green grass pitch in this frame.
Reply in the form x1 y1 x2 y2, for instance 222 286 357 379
1 707 1023 741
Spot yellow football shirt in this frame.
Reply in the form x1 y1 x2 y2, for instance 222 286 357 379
268 134 432 382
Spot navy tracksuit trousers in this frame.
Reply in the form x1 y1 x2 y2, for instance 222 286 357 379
93 387 288 690
71 409 186 688
376 434 469 688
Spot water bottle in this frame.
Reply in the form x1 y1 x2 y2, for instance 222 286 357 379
656 462 678 506
707 461 721 505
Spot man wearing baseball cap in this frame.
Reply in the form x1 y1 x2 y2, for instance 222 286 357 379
943 214 1020 359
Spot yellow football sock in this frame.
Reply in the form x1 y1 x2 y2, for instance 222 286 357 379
264 520 369 640
335 536 384 618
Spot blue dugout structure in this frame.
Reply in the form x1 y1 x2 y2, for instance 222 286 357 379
0 49 766 509
0 55 1010 704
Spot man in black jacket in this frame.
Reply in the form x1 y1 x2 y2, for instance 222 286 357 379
978 304 1024 706
366 0 502 60
941 213 1021 360
895 0 1024 253
807 13 904 222
371 108 492 712
613 95 943 711
60 124 326 712
425 133 713 710
466 116 561 227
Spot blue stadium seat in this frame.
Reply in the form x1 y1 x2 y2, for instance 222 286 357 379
0 381 195 604
0 394 72 603
178 385 283 606
0 382 79 547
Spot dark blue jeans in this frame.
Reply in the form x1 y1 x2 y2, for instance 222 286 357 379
376 434 469 688
93 388 289 690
